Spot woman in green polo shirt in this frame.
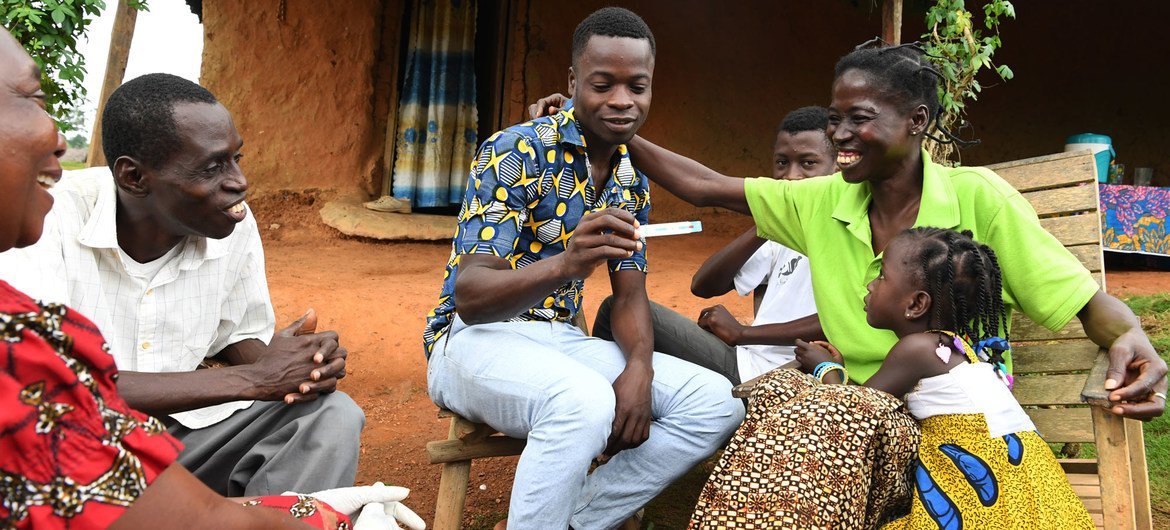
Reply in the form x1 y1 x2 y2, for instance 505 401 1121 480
620 42 1167 527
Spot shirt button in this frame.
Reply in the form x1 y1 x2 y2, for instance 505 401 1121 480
141 341 151 350
145 289 154 296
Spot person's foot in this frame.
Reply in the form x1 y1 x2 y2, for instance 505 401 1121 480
493 519 506 530
363 195 412 213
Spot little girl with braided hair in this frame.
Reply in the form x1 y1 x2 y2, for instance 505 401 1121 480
796 227 1092 529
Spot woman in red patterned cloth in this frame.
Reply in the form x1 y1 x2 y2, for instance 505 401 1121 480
0 27 422 530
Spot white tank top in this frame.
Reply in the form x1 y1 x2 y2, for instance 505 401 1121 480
903 338 1036 438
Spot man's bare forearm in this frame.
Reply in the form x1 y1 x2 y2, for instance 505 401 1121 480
117 367 261 417
609 271 655 366
455 254 575 325
692 228 766 298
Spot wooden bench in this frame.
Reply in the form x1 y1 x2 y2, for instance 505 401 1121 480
731 150 1152 529
426 313 641 530
989 150 1151 529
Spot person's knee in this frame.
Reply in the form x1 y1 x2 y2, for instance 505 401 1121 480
318 391 366 437
690 371 746 439
545 376 616 438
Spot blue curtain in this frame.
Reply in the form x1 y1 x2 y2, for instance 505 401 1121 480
390 0 478 208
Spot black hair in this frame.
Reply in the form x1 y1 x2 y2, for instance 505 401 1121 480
900 227 1009 369
101 73 219 170
570 7 655 66
778 106 830 136
833 39 972 147
777 106 833 152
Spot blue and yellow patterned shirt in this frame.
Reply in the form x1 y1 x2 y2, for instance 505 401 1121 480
423 108 651 357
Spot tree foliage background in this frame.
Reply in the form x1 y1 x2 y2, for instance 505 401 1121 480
2 0 146 132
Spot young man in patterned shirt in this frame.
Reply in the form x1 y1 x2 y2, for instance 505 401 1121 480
423 7 743 530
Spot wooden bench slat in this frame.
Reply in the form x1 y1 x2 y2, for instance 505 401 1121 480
427 435 526 464
988 150 1096 192
1066 244 1104 273
1011 341 1100 373
1038 214 1103 247
1020 184 1099 218
1014 374 1091 405
1012 314 1088 342
1027 407 1095 443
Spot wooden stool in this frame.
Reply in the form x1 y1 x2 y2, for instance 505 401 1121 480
426 313 640 529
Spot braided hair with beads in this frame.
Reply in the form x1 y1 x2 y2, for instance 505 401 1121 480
900 227 1011 379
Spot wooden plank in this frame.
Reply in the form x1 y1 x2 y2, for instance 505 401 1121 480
1126 419 1154 530
1039 214 1105 247
87 0 139 168
1062 461 1100 476
1068 244 1104 273
1081 351 1112 408
1020 184 1099 218
988 151 1096 192
1028 407 1095 443
1092 407 1138 529
427 435 526 464
1011 341 1099 374
433 460 472 530
882 0 903 44
1012 314 1087 342
1014 374 1091 405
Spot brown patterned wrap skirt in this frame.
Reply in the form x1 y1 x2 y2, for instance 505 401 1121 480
690 369 920 529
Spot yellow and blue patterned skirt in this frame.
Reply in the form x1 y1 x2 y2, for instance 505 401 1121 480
882 414 1093 530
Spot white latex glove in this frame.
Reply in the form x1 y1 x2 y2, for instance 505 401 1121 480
286 482 410 519
352 500 426 530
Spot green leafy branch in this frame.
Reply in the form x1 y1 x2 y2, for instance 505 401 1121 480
2 0 147 132
921 0 1015 164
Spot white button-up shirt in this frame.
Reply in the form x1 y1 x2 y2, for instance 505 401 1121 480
0 167 275 428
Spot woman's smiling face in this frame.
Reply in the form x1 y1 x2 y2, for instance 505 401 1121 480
827 69 924 184
0 29 65 252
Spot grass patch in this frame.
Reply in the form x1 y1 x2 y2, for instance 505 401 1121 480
61 161 86 171
1122 293 1170 522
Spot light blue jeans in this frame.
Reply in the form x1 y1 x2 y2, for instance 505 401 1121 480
428 317 744 530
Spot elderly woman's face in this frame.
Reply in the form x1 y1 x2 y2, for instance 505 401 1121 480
0 29 63 252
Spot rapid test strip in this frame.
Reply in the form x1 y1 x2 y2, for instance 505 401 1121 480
640 221 703 238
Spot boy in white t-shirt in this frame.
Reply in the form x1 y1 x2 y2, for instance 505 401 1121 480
593 106 836 384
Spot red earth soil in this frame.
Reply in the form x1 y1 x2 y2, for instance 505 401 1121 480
249 191 1168 527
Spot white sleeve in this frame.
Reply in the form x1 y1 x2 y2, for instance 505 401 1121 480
0 207 69 304
732 243 777 296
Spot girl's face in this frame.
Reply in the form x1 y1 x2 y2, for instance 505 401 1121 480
0 30 64 252
827 69 923 184
864 237 921 331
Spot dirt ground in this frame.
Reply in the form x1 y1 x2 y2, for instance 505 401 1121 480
248 192 1169 527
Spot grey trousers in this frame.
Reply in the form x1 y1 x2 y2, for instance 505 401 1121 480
166 391 366 496
593 296 741 385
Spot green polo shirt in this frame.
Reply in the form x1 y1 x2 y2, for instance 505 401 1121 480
745 150 1100 382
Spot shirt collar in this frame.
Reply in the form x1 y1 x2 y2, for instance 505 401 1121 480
552 106 587 148
76 170 230 265
831 148 960 245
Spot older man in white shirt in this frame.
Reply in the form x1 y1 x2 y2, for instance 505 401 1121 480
0 73 363 496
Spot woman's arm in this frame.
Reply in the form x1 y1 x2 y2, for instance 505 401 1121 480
627 135 751 214
110 464 320 530
1078 290 1168 419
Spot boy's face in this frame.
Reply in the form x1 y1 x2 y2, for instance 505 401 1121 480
772 129 836 181
568 35 653 149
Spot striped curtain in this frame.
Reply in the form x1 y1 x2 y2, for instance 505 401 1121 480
390 0 478 208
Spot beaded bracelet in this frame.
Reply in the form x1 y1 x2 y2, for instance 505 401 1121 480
812 361 848 384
